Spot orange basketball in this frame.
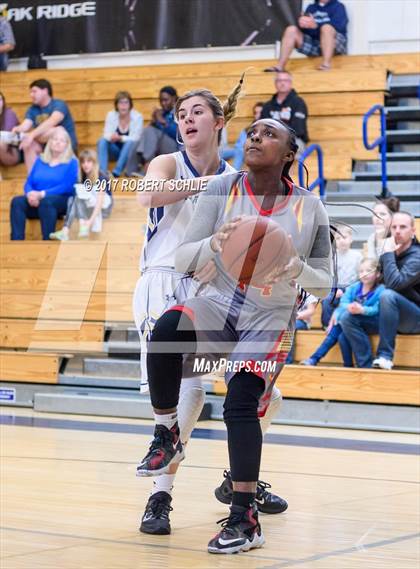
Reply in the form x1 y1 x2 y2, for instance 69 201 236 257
221 215 293 287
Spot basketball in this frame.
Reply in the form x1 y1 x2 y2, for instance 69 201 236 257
221 215 292 286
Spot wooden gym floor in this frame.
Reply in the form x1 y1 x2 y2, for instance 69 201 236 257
1 407 419 569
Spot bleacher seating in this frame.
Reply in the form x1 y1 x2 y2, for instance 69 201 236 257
0 53 419 408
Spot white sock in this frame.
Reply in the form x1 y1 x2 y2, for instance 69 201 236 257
149 378 205 497
260 385 282 436
151 474 175 496
154 412 178 430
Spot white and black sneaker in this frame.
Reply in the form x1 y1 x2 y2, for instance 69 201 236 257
208 503 265 554
373 357 394 370
136 423 185 477
140 491 173 535
215 470 288 514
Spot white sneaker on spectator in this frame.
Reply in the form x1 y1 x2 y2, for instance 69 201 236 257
0 131 22 146
373 357 394 370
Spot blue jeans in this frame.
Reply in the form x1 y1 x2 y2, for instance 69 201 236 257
97 138 135 176
286 319 308 364
339 312 379 368
377 289 420 359
321 290 342 328
310 324 353 367
10 194 70 240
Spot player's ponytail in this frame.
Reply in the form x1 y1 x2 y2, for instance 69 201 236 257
223 72 245 125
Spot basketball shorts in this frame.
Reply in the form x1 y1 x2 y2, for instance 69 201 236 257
167 288 296 416
132 268 199 392
298 31 347 57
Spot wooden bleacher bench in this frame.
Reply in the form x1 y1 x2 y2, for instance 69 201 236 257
213 365 420 406
5 52 419 181
0 351 61 383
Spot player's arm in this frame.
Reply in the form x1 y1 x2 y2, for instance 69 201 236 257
295 200 333 298
175 180 241 274
138 154 210 208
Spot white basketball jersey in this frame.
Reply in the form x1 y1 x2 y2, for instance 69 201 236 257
140 150 236 270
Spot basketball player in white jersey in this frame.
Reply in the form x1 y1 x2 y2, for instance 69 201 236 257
133 85 286 535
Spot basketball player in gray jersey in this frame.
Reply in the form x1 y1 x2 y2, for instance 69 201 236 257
137 119 333 554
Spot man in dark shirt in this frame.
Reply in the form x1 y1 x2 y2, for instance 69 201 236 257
12 78 77 172
261 71 308 152
373 212 420 369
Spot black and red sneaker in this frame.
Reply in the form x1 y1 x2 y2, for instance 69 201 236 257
136 423 185 477
208 503 265 554
214 469 288 514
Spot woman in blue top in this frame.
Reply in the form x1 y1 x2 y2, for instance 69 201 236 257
10 126 79 240
302 258 384 367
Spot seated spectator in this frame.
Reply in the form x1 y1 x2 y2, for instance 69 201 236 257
286 293 318 364
11 79 77 172
302 259 384 367
321 225 363 328
10 127 78 240
265 0 348 72
50 149 112 241
126 86 178 175
0 91 20 167
261 72 308 153
0 15 15 71
370 212 420 370
97 90 143 178
365 197 400 260
220 102 264 170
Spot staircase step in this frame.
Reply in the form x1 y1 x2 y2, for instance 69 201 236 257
354 172 420 182
386 129 420 144
386 151 420 161
83 357 140 378
333 180 420 194
355 160 420 173
106 340 140 354
386 106 420 121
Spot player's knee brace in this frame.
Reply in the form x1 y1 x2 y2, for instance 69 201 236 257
223 371 265 482
223 371 265 424
147 309 197 410
178 381 206 444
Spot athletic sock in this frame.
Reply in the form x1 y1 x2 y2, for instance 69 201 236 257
154 412 178 430
259 385 282 436
151 474 175 496
232 491 256 509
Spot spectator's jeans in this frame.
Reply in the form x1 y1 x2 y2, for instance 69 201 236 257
339 312 379 368
310 323 353 367
97 138 135 176
377 289 420 360
286 319 308 364
321 291 341 328
10 194 69 240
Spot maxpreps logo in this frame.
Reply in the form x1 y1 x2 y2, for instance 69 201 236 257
1 2 96 21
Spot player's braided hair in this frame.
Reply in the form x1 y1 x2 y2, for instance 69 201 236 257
175 74 245 144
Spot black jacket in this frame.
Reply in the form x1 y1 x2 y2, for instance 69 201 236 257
261 89 309 142
380 240 420 305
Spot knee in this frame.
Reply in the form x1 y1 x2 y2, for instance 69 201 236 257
97 138 108 149
380 288 398 307
283 25 299 37
149 308 194 344
37 198 53 212
10 195 28 214
320 23 336 36
223 372 264 424
339 311 354 330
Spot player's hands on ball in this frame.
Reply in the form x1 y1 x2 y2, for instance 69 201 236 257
210 216 243 253
263 235 303 285
194 260 217 284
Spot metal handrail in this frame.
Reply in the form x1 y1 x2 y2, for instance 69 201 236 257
362 104 388 198
298 143 325 199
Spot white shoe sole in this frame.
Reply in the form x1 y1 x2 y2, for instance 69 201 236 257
136 448 185 477
208 531 265 554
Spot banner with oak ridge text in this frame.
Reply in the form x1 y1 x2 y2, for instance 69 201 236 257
4 0 302 58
